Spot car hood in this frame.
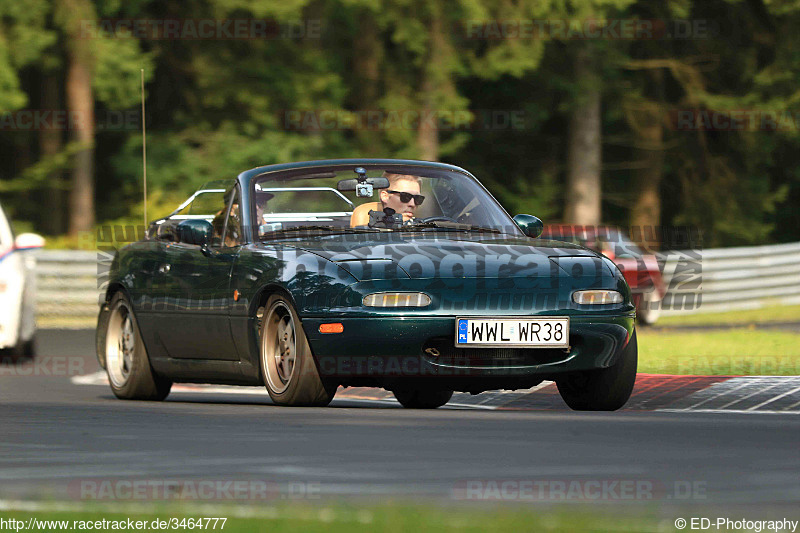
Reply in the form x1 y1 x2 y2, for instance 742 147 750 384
276 233 612 281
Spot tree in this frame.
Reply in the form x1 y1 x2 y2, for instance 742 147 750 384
54 0 98 237
40 72 64 235
616 0 795 246
2 0 799 249
564 43 602 225
0 1 53 112
559 0 636 226
53 0 154 237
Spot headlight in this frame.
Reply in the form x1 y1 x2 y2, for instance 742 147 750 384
572 290 623 305
363 292 431 307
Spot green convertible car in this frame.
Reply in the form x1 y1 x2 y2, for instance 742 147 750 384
96 159 637 410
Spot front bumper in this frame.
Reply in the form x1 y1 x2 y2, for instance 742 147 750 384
302 313 635 388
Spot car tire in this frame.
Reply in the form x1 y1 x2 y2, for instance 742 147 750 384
21 335 35 359
392 389 453 409
104 292 172 401
95 303 111 370
260 294 336 407
3 311 35 363
556 330 638 411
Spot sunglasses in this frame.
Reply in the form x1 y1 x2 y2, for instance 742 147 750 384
387 190 425 205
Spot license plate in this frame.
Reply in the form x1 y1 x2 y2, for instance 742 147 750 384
455 317 569 348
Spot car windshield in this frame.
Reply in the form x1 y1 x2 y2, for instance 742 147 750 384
168 180 234 219
252 167 520 239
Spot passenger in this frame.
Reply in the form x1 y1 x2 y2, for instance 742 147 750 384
254 190 274 236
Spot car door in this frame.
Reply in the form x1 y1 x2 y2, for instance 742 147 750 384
157 185 242 360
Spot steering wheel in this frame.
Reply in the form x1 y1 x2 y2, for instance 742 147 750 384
418 215 458 223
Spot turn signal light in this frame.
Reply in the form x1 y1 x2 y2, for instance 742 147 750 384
363 292 431 307
573 290 623 305
319 323 344 334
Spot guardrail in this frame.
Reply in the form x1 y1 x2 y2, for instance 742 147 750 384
35 250 101 328
658 241 800 315
33 242 800 327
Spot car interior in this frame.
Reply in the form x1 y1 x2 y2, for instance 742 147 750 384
150 169 492 244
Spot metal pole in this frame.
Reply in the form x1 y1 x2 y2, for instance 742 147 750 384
141 69 147 229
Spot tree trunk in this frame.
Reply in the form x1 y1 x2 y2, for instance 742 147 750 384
40 73 63 235
66 45 95 237
418 75 439 161
352 10 382 155
417 11 443 161
564 46 602 226
630 70 665 250
630 111 663 251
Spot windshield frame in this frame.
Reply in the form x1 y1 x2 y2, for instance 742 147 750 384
248 163 522 242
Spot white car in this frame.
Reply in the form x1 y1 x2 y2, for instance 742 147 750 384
0 202 44 360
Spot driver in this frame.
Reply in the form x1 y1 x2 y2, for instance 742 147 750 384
379 172 424 222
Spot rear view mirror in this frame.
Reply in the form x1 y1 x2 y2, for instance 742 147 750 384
337 177 390 193
177 220 213 247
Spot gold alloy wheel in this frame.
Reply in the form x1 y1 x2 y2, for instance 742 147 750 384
262 300 297 394
105 301 134 388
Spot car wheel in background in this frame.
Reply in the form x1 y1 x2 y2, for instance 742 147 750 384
636 291 662 326
104 292 171 401
392 389 453 409
260 294 336 407
556 330 638 411
3 309 35 363
21 335 35 359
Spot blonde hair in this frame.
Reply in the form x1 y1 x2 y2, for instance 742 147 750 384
383 172 421 189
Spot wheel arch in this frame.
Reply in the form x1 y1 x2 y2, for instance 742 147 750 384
248 283 331 385
248 283 302 340
250 283 298 320
103 282 130 304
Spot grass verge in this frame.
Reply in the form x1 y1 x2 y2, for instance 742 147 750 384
656 305 800 326
638 328 800 375
0 504 667 533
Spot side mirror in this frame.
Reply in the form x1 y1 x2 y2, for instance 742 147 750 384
15 233 45 249
177 219 213 247
513 214 543 239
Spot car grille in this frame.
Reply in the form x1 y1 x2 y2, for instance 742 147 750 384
421 337 569 367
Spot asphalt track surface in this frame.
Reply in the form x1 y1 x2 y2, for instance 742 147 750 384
0 329 798 516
